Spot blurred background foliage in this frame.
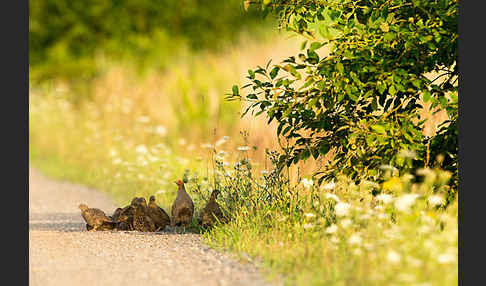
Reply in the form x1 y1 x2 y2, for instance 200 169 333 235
29 0 273 83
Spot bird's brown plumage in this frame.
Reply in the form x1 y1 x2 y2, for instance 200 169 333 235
79 203 115 231
112 207 123 222
147 196 171 231
132 198 156 232
116 205 135 230
199 189 227 228
171 180 194 228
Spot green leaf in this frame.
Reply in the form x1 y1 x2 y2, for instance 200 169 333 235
378 82 386 94
319 140 330 155
336 63 344 73
270 67 280 80
309 42 323 52
371 124 386 134
423 90 431 102
248 69 255 79
300 40 308 51
232 85 239 96
348 92 358 102
389 85 397 96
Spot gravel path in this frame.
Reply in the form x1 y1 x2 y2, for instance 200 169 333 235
29 167 275 286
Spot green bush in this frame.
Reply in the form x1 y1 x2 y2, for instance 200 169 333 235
231 0 458 187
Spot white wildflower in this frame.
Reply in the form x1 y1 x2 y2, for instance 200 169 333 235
320 181 336 191
374 205 384 211
135 145 149 154
348 234 362 245
428 195 445 206
303 223 314 230
394 193 420 212
112 158 122 165
109 149 118 157
437 253 456 264
179 138 186 146
398 149 417 159
154 125 167 136
325 193 340 202
301 178 314 189
156 189 166 194
236 146 250 151
304 213 316 219
261 170 269 175
387 250 401 263
330 236 339 244
326 224 338 234
138 174 145 180
376 194 394 204
335 202 351 216
340 219 352 228
379 164 399 173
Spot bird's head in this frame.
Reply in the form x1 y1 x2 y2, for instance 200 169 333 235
175 180 185 188
149 195 156 203
130 197 139 206
139 197 147 207
78 203 88 211
210 189 220 199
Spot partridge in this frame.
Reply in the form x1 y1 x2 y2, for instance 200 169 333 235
199 189 227 228
171 180 194 230
116 205 136 231
147 195 171 231
132 198 156 232
112 207 123 222
79 203 115 231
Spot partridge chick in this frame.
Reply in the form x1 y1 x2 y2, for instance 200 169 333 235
132 198 156 232
116 205 135 231
112 207 123 222
147 196 171 231
199 189 227 228
171 180 194 232
79 203 115 231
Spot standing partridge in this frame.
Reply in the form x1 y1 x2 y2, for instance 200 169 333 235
171 180 194 232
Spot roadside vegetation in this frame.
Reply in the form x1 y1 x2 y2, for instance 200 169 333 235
29 0 458 285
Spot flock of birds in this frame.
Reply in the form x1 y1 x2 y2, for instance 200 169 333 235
78 179 226 232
